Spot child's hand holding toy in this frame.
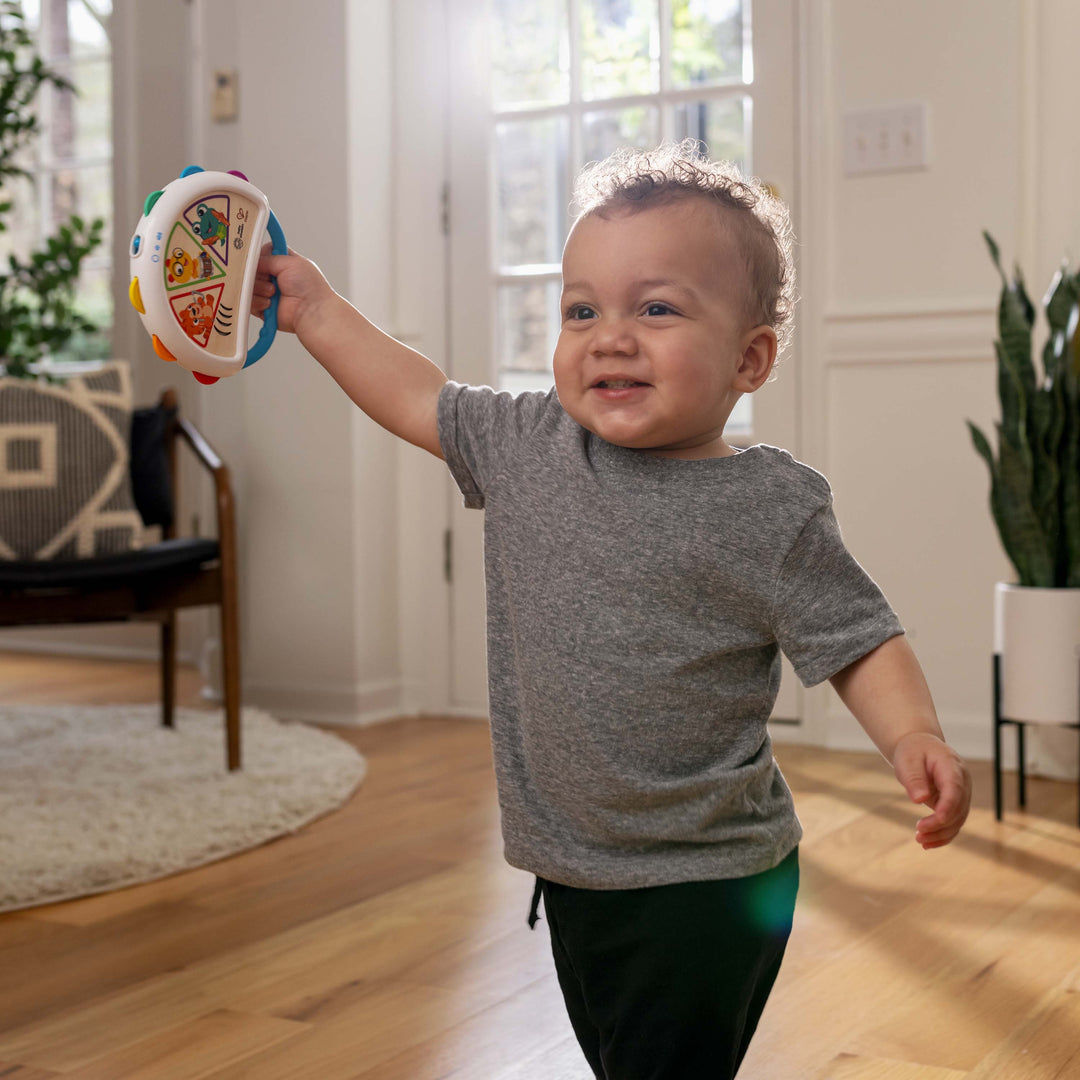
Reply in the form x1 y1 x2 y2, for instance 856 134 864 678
251 246 335 338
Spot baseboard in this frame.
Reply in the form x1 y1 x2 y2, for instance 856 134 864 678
769 720 815 748
435 707 490 721
0 636 197 666
244 677 406 727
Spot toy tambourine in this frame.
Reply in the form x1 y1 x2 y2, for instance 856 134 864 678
127 165 286 384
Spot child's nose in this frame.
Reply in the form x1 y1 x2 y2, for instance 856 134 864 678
590 317 638 356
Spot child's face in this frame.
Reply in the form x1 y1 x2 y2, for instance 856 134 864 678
553 198 776 458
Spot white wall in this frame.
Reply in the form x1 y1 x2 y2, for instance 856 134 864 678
185 0 403 723
801 0 1080 777
8 1 1080 771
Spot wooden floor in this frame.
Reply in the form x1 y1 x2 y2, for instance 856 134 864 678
1 652 1079 1079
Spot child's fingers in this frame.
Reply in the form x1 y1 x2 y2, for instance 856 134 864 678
916 815 963 847
893 735 972 848
257 240 295 256
894 744 936 805
928 758 970 818
915 807 962 845
252 278 278 299
257 250 297 278
913 759 971 848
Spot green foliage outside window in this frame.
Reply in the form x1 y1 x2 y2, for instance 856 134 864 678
0 0 106 378
671 0 742 88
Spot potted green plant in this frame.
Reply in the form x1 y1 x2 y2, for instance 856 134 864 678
967 231 1080 780
0 0 106 378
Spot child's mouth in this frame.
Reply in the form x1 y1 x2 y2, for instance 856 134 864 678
591 380 651 403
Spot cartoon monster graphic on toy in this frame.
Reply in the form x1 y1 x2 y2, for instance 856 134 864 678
190 202 229 249
176 290 217 343
167 247 215 286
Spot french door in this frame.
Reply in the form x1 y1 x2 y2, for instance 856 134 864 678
445 0 802 719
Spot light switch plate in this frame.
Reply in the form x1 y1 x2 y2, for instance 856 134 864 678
843 103 929 176
212 69 238 123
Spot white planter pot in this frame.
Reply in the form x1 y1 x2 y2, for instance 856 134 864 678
994 583 1080 780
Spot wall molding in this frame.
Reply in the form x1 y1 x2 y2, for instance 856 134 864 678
824 302 996 365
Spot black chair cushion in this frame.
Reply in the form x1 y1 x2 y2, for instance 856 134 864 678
0 538 219 588
130 404 175 529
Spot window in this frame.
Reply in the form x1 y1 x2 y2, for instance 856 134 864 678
3 0 112 360
489 0 754 435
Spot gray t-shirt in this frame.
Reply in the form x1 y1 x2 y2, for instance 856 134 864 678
438 381 904 889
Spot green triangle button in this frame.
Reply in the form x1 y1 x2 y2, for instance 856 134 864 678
143 189 164 216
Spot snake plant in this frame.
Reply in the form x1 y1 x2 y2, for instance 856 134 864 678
967 232 1080 587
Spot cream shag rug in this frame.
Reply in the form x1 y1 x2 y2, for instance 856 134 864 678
0 704 367 914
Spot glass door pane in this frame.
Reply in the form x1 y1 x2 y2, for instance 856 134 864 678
494 117 570 269
670 0 746 88
490 0 569 109
489 0 759 392
497 280 562 391
672 95 749 166
0 0 113 356
583 105 660 161
579 0 659 100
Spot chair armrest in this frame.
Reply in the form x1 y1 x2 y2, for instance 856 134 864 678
173 418 237 578
176 415 225 476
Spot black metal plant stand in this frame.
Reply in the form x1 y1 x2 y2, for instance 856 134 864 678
993 653 1080 828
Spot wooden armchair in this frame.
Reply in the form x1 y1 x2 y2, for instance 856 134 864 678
0 388 242 770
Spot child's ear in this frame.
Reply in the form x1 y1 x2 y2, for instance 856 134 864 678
736 325 778 392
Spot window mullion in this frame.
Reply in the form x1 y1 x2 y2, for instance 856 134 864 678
743 0 755 84
494 84 747 125
568 0 582 176
658 0 671 139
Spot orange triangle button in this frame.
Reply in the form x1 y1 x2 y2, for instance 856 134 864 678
152 334 177 362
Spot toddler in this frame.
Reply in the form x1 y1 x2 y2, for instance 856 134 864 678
254 141 972 1079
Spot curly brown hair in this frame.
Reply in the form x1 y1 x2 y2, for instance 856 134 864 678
571 140 796 364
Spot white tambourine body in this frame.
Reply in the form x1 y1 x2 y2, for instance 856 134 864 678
128 168 279 383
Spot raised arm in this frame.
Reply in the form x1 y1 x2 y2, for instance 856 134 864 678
254 251 447 458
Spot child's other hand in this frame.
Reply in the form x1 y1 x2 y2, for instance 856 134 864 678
252 244 336 336
892 732 972 849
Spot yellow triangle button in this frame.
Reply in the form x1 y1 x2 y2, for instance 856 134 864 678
128 276 146 314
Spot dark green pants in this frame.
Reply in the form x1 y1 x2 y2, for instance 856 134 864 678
531 848 799 1080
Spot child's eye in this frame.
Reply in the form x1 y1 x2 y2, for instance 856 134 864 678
566 304 597 321
644 302 676 317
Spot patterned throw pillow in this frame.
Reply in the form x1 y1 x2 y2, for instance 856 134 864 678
0 361 145 560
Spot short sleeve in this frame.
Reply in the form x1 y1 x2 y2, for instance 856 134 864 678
771 501 905 688
437 381 554 509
